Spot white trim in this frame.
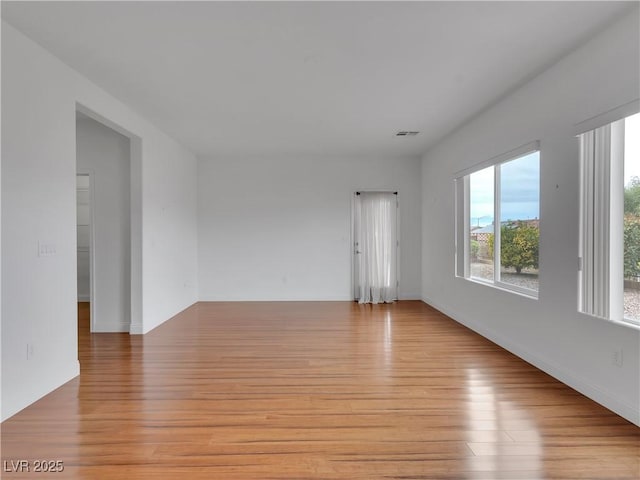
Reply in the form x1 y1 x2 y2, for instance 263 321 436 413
130 137 143 334
1 360 80 422
76 102 138 141
421 296 640 426
351 192 356 299
494 281 538 299
454 141 540 178
457 146 541 300
129 322 144 335
76 171 96 330
395 192 401 300
604 315 640 331
609 121 625 321
352 190 400 302
579 130 592 313
463 276 539 300
493 164 501 283
454 177 469 278
398 293 422 301
573 99 640 136
76 102 143 335
92 322 130 333
197 295 355 303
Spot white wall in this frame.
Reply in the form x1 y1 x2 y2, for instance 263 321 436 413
1 22 199 421
421 10 640 424
76 117 131 332
3 5 637 428
198 156 422 301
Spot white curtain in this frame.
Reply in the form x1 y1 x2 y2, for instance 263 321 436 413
579 120 624 320
355 192 398 304
580 127 610 318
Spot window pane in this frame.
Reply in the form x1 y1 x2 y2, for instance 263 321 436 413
624 112 640 323
499 152 540 291
469 166 494 281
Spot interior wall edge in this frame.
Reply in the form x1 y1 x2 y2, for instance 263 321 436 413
1 360 79 423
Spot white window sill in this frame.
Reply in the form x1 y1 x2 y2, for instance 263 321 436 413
464 276 539 300
601 316 640 332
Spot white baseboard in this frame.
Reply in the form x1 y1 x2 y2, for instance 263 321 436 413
92 321 130 333
197 295 354 302
421 295 640 426
129 322 144 335
399 293 422 300
1 360 80 422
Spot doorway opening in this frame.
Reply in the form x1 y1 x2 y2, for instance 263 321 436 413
76 111 132 333
352 191 399 303
76 174 92 336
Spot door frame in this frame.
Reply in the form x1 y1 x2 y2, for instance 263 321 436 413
76 171 96 331
76 102 142 334
351 190 401 301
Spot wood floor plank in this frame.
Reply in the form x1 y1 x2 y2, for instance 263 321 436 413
1 300 638 479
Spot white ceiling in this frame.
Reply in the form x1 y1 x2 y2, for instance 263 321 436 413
2 1 635 158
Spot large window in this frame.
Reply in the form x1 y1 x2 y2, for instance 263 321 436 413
579 111 640 326
456 143 540 297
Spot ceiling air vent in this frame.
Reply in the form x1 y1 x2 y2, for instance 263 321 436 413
396 131 419 137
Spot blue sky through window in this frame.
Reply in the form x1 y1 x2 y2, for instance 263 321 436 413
625 112 640 185
470 152 540 227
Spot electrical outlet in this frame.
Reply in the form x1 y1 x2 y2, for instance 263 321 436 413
26 343 34 360
612 348 623 367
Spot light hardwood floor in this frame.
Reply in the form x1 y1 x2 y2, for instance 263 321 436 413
1 301 638 479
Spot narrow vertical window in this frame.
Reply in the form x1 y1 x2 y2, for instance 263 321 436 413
498 152 540 291
469 166 494 282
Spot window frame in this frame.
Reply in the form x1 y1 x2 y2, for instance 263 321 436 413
577 108 640 328
455 141 541 299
